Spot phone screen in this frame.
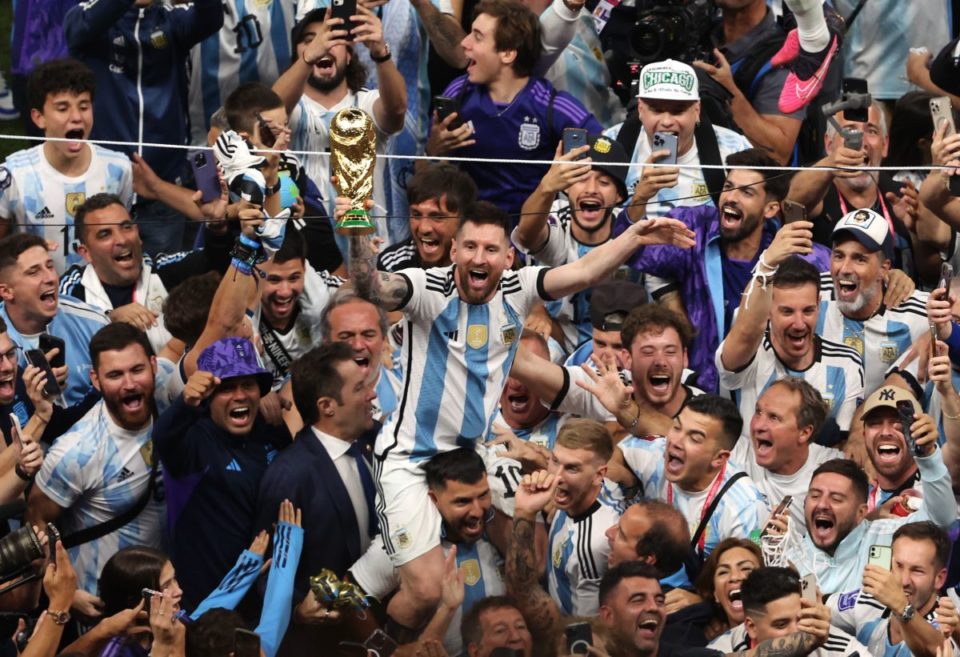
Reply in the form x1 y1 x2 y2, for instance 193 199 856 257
842 78 869 122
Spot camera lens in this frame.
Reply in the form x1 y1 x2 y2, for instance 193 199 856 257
0 527 43 580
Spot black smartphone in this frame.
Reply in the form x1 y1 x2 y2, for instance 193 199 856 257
897 399 921 456
189 150 222 204
565 622 593 655
562 127 589 160
781 200 807 224
364 629 398 657
234 628 261 657
255 113 277 149
24 350 62 399
433 95 463 129
38 334 65 370
652 131 678 165
842 78 869 122
46 524 60 562
330 0 357 40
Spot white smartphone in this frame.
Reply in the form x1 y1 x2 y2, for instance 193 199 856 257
9 413 23 451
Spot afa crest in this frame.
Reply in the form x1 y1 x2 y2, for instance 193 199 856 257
461 559 481 586
518 118 540 151
65 192 86 216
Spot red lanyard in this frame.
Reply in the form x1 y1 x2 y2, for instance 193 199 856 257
666 461 728 554
836 185 896 237
868 485 879 512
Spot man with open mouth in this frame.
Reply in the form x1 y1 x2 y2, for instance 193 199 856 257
718 255 863 447
817 209 931 396
152 336 290 609
0 58 133 273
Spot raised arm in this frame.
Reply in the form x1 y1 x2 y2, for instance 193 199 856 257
353 6 407 134
348 234 412 311
533 0 583 75
542 217 694 299
515 144 591 252
786 145 864 217
919 123 960 229
411 0 467 68
64 0 130 50
272 10 350 115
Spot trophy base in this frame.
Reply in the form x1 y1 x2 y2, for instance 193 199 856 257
336 209 376 236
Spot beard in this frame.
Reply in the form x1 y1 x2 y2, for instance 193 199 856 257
836 281 882 316
307 64 348 93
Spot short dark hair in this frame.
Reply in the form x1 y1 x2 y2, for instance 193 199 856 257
162 272 222 346
620 304 693 353
741 567 801 617
683 394 743 451
461 596 522 650
810 459 869 504
630 500 691 577
458 200 511 237
0 233 49 277
75 193 127 245
893 521 951 570
599 561 662 606
89 323 154 371
27 58 95 113
186 608 251 657
725 148 790 202
407 164 478 217
767 377 827 438
473 0 542 77
290 342 355 426
224 82 284 135
772 256 821 291
272 228 307 266
424 448 486 490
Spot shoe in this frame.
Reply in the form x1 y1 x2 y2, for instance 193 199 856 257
777 32 839 114
771 28 800 68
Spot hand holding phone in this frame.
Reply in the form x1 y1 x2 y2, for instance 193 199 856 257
896 399 922 457
24 350 62 400
652 132 679 165
190 151 222 205
562 128 589 161
434 96 463 130
781 200 807 225
565 622 593 655
800 573 819 603
330 0 358 40
867 544 892 570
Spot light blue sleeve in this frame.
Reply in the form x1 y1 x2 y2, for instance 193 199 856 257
190 550 265 620
914 449 958 528
256 522 305 657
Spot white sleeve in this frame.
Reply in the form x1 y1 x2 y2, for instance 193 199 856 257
358 90 391 137
35 434 89 508
510 215 570 266
617 437 666 490
516 266 553 317
824 590 861 635
395 267 429 317
716 338 760 392
534 0 579 75
0 166 19 220
550 366 615 422
118 159 134 208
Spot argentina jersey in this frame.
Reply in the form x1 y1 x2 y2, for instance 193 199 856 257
0 145 133 272
602 123 751 217
187 0 296 144
709 622 869 656
618 437 768 557
827 589 960 657
716 333 864 441
547 492 621 615
34 401 166 593
489 412 565 450
377 265 551 463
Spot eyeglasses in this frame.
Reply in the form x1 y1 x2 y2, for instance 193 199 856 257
0 346 21 365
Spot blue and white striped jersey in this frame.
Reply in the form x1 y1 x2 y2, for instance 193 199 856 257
35 401 168 594
489 411 566 450
709 621 869 656
785 449 957 595
0 145 133 272
187 0 297 145
716 333 864 440
826 588 960 657
618 437 769 557
816 282 930 396
547 490 621 615
377 265 551 462
602 123 751 218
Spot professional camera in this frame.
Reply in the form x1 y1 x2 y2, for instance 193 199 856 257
631 0 715 65
0 526 45 595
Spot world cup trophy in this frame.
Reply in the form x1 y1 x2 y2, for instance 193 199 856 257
330 108 377 235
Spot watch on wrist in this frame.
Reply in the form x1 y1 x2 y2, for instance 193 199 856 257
371 46 392 63
264 178 281 196
898 602 916 623
47 609 71 626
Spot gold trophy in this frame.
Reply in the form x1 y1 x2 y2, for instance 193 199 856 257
330 108 377 235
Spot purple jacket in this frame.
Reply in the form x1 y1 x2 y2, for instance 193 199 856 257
614 205 832 392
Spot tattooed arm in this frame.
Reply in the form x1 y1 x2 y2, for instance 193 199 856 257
410 0 468 68
348 235 412 311
727 631 820 657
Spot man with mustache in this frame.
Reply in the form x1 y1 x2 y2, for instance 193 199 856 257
718 256 863 445
817 209 931 396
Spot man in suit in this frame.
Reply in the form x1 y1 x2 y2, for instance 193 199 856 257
254 341 378 653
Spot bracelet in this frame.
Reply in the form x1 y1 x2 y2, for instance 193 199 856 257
14 464 33 481
943 407 960 420
231 257 254 277
264 178 281 196
628 406 640 434
370 47 392 64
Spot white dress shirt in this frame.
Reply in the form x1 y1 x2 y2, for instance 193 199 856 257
312 427 373 553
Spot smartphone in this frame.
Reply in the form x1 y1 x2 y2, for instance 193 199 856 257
46 524 60 561
939 262 955 293
842 78 869 122
897 399 921 456
234 629 260 657
330 0 358 40
565 622 593 655
867 544 892 570
189 150 221 205
781 200 807 224
8 414 22 453
364 629 398 657
772 495 793 518
433 95 463 130
38 334 65 370
800 573 818 603
931 97 957 137
652 131 679 165
24 349 62 399
562 128 589 160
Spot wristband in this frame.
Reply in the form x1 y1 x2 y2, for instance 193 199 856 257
371 47 392 64
14 464 33 481
264 179 281 196
238 234 261 250
231 257 254 276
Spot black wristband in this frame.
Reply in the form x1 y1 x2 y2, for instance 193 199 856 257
14 464 33 481
371 48 392 64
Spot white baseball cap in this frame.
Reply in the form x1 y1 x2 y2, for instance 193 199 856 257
637 59 699 101
831 208 895 260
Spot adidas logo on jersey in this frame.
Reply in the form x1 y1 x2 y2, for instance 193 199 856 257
35 207 53 220
226 459 242 472
116 467 134 483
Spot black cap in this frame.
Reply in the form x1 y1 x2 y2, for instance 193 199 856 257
589 279 647 331
291 9 329 51
586 135 629 201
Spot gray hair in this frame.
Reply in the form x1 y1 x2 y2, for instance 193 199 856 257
320 288 390 342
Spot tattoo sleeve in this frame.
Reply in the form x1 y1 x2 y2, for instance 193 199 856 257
415 1 468 68
506 517 560 646
727 631 818 657
348 235 410 310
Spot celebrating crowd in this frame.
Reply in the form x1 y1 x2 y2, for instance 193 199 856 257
2 0 960 656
